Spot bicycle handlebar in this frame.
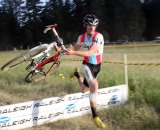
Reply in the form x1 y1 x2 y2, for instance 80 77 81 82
44 24 65 50
44 24 58 34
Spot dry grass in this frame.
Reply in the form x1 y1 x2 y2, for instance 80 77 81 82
0 43 160 130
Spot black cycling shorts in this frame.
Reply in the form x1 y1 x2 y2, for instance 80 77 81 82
82 61 101 87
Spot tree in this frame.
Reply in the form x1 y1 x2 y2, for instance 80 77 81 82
0 0 160 50
0 0 23 50
143 0 160 40
40 0 65 44
104 0 145 41
60 0 75 43
72 0 86 32
21 0 44 47
84 0 107 38
44 0 63 24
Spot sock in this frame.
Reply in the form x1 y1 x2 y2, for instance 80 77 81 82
91 107 98 118
74 72 81 79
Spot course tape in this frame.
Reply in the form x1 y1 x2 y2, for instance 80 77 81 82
104 43 160 48
61 58 160 66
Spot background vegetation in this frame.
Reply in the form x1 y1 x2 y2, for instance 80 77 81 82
0 43 160 129
0 0 160 50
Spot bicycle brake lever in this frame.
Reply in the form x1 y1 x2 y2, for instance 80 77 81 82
44 28 51 34
44 24 58 33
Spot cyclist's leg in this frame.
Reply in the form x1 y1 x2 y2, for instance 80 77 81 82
70 67 89 93
71 63 105 128
77 77 90 93
82 63 106 128
82 64 98 117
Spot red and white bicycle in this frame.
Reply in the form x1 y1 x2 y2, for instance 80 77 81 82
1 24 69 83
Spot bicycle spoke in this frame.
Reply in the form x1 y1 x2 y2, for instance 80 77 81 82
25 61 60 83
1 44 49 71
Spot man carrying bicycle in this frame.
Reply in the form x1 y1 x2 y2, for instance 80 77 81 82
66 14 106 128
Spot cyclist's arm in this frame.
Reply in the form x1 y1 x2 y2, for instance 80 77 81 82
67 33 104 57
66 43 98 57
73 44 82 51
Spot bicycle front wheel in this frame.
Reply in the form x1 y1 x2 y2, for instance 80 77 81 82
25 60 60 83
1 44 49 71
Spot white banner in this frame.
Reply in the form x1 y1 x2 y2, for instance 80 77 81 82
0 84 128 129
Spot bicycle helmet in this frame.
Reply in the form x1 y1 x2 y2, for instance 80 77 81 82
83 14 99 26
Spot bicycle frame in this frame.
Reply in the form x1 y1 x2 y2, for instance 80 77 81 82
26 24 66 78
1 23 67 83
34 49 65 76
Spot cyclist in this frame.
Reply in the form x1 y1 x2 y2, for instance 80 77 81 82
66 14 106 128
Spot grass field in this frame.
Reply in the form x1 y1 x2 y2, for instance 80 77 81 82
0 43 160 130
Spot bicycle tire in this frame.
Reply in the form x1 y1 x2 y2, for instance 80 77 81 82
1 44 49 71
25 60 60 83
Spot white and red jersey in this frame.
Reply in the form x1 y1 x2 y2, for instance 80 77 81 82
77 32 104 65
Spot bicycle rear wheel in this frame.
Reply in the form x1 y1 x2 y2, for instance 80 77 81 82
1 44 49 71
25 60 60 83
